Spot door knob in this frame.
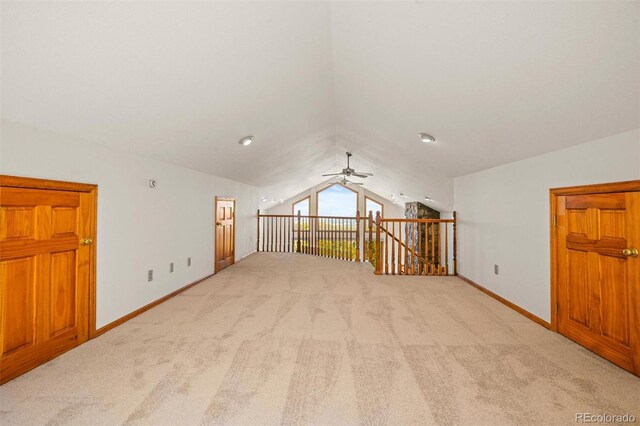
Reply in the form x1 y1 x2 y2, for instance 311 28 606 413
216 221 222 226
622 248 638 258
80 237 93 246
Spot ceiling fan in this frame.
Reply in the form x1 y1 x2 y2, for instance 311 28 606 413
323 152 373 179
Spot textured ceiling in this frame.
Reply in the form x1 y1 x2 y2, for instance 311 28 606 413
2 1 638 212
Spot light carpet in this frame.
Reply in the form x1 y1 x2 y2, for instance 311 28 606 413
1 253 639 425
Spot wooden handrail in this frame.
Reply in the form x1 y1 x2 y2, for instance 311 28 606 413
258 213 359 220
380 218 454 223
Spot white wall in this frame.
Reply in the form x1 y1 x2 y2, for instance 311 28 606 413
0 120 260 328
454 129 640 322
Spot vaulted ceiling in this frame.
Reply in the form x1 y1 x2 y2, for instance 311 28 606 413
2 1 638 211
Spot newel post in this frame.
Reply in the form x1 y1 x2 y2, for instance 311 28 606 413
367 210 373 263
453 211 457 275
355 210 361 262
375 211 382 275
257 209 260 252
296 210 302 253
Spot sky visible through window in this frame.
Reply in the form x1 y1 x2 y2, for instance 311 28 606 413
366 198 383 217
318 184 357 217
293 198 309 215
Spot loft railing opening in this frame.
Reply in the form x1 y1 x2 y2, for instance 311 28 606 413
257 210 457 276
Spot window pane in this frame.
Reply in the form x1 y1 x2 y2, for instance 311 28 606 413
366 198 383 217
293 198 309 215
317 184 357 217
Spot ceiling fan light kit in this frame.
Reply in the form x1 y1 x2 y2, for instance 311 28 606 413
238 136 253 146
419 133 436 144
338 177 363 186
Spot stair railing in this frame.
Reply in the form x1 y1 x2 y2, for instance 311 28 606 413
370 211 457 276
256 209 457 276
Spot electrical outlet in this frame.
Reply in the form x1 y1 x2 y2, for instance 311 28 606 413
187 257 191 267
170 262 174 273
148 269 153 282
494 264 499 275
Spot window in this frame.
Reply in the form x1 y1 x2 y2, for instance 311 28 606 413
365 196 384 218
292 196 310 216
317 184 357 217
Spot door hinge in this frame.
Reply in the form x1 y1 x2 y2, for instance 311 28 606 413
553 214 557 226
556 303 559 315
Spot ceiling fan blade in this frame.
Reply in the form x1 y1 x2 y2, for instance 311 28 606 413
322 173 343 176
350 172 371 178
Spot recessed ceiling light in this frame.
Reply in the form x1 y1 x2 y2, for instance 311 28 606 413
424 196 432 201
400 193 408 198
238 136 254 146
419 133 436 144
261 197 267 202
390 194 395 199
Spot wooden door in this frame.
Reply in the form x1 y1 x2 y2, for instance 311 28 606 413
0 176 97 384
554 183 640 376
215 198 235 273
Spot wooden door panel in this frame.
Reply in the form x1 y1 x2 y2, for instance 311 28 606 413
567 250 589 327
566 208 587 236
0 207 36 240
0 178 95 384
599 256 629 346
51 207 78 237
556 187 639 376
600 209 624 238
566 234 627 258
49 251 77 337
216 229 224 262
566 193 625 209
0 257 35 355
0 187 79 207
0 236 78 260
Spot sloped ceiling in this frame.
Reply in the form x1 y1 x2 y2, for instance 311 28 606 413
2 1 639 212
